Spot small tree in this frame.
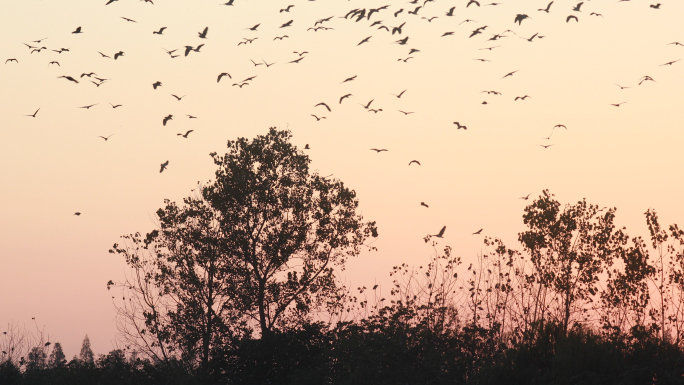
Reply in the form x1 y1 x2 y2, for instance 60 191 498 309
48 342 66 368
25 346 46 371
518 190 626 335
79 335 94 365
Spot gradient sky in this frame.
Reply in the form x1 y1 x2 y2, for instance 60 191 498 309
1 0 683 358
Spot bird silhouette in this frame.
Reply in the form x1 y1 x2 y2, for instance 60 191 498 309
280 20 293 28
25 108 40 117
566 15 579 22
160 161 169 173
650 3 661 9
339 94 352 104
72 26 82 34
152 81 162 89
79 104 97 109
610 102 627 107
473 228 483 235
408 160 421 166
121 17 136 23
572 2 583 11
357 36 372 46
177 130 193 138
398 110 414 115
247 23 260 31
514 14 529 25
58 75 79 83
162 114 173 126
5 58 18 64
520 194 531 200
539 1 553 12
370 148 388 152
98 134 113 141
74 212 81 216
315 102 331 112
501 70 518 79
430 226 446 238
280 5 294 12
217 72 231 82
421 202 429 208
311 114 326 121
114 51 124 59
514 95 530 101
110 103 122 108
341 75 357 83
453 122 467 130
446 7 455 16
539 144 554 148
361 99 374 109
153 27 167 34
198 27 208 38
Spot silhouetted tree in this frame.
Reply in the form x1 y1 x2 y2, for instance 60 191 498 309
26 346 46 371
79 335 94 365
518 190 627 335
48 342 66 368
110 127 377 374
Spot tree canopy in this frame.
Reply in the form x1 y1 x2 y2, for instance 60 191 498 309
109 127 377 371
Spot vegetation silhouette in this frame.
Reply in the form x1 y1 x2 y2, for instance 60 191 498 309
4 131 684 384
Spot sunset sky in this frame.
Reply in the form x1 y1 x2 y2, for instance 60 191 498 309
1 0 683 357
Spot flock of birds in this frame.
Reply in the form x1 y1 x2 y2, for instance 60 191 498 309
5 0 681 242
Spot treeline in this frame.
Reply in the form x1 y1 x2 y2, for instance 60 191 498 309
5 129 684 384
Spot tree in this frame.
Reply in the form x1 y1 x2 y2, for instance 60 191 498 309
110 127 377 371
518 190 627 335
48 342 66 368
79 335 94 365
26 346 46 372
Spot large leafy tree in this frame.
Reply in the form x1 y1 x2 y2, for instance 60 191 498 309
518 190 627 335
110 128 377 371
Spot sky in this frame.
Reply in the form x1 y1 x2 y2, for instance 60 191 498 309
1 0 683 358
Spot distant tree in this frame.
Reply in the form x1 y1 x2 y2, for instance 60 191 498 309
518 190 627 335
48 342 66 368
26 346 46 371
79 335 94 365
110 127 377 373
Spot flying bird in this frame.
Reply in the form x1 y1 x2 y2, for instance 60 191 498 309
171 94 185 100
453 122 467 130
572 2 583 11
5 58 18 64
473 229 483 235
421 202 429 208
315 102 331 112
121 17 136 22
114 51 124 59
152 81 162 89
280 4 294 12
501 70 518 79
25 108 40 117
72 26 82 34
514 95 530 101
539 144 554 148
538 1 553 12
357 36 372 46
79 104 97 109
566 15 579 22
514 14 529 25
280 20 293 28
177 130 193 138
58 75 79 83
217 72 231 82
429 226 446 238
341 75 357 83
98 134 113 141
311 114 326 121
162 114 173 126
520 194 531 200
339 94 352 104
198 27 209 38
153 27 167 34
370 148 388 152
408 160 421 166
160 161 169 173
